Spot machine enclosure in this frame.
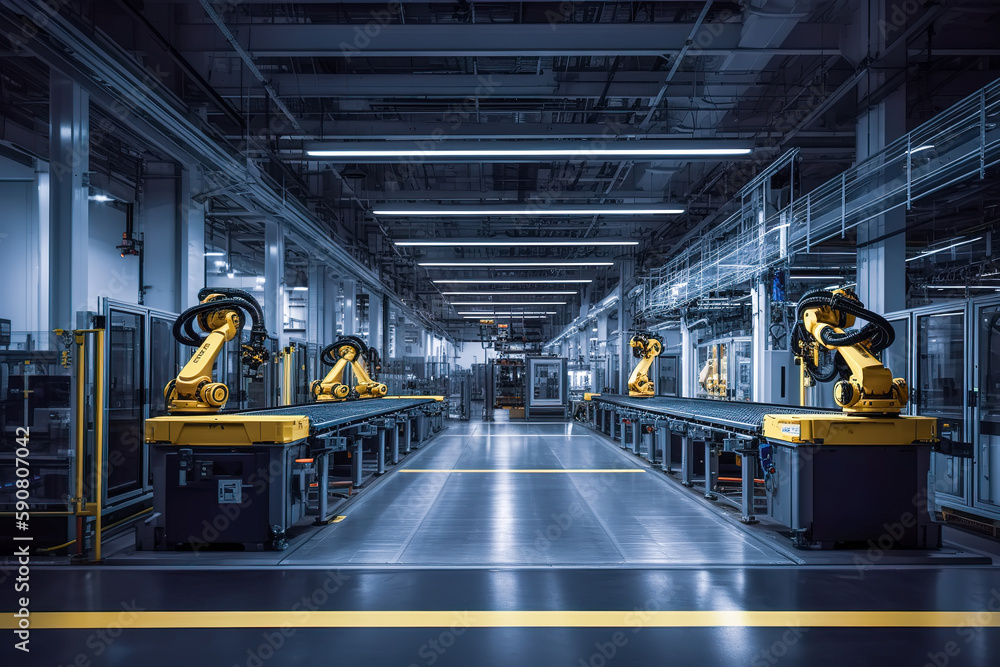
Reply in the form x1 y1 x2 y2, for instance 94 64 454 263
766 439 941 548
146 440 310 550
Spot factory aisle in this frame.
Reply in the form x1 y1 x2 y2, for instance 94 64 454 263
285 421 791 566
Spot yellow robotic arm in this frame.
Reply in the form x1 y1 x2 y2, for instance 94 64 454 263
793 288 907 414
628 333 663 397
165 288 270 414
311 336 387 401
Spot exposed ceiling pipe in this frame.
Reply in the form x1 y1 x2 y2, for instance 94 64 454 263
197 0 302 132
639 0 714 131
779 3 945 146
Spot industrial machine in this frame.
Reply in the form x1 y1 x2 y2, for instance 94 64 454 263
627 333 662 397
164 288 270 414
585 288 942 549
145 289 445 551
761 288 939 547
310 335 387 401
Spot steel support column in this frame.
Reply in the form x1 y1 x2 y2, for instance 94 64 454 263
48 72 89 330
264 220 284 344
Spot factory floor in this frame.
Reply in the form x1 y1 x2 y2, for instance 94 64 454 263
7 419 1000 665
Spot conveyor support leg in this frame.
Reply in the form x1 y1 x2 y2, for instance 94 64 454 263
392 424 400 465
658 426 670 472
681 435 693 487
704 440 717 500
352 439 363 488
377 428 386 475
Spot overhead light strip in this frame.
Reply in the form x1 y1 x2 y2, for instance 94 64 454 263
310 148 751 158
906 236 982 262
395 239 639 246
432 279 592 284
378 208 683 216
441 291 576 296
421 262 613 267
449 301 567 306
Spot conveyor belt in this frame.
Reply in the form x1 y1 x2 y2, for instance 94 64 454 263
240 398 437 432
592 395 837 435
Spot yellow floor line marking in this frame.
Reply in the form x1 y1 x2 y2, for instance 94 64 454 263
4 611 998 630
399 469 645 474
330 515 346 523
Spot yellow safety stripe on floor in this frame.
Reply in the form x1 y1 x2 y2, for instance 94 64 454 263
3 610 999 630
399 469 646 473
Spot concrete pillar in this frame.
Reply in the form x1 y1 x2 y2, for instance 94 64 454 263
323 271 338 342
680 316 693 398
617 263 634 393
369 289 384 352
340 280 356 336
853 0 907 314
307 262 323 348
264 220 284 342
142 162 179 312
178 168 205 311
381 294 391 358
48 72 89 329
751 281 767 403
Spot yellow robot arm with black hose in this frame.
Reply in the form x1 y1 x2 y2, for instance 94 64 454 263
628 333 663 398
311 336 387 401
165 288 271 414
791 288 908 414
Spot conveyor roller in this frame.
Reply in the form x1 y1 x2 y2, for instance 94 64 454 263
239 398 438 433
591 395 836 435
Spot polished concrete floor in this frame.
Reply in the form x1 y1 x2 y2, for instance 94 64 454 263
286 421 789 566
5 418 1000 665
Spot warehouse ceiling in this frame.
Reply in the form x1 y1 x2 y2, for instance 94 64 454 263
2 0 1000 340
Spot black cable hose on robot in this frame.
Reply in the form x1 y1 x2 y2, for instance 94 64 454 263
172 287 269 348
320 335 370 366
792 289 896 383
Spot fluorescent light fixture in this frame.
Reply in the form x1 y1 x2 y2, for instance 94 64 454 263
88 194 113 202
449 301 567 306
432 279 592 284
396 239 639 246
214 260 228 268
309 147 751 159
929 285 999 290
908 144 935 154
458 311 557 315
906 236 982 262
421 261 613 267
790 275 846 280
204 251 226 257
292 286 309 291
256 277 266 284
377 207 683 216
442 291 576 296
463 315 548 319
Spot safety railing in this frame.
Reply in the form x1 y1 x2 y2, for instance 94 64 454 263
639 78 1000 318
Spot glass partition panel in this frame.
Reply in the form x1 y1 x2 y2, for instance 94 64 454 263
917 311 966 501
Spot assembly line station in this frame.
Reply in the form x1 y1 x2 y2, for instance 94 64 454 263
2 0 1000 665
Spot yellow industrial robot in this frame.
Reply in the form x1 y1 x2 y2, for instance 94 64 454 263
628 332 662 397
759 287 939 548
791 288 907 413
762 287 935 451
311 335 387 401
164 288 271 414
